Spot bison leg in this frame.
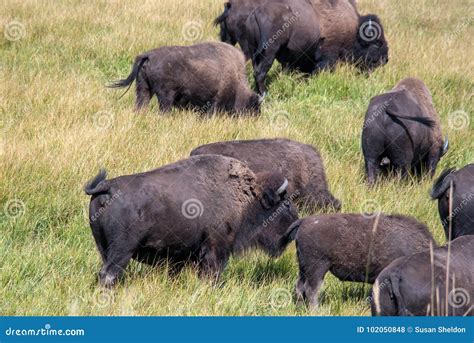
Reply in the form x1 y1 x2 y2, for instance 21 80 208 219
99 237 137 288
198 243 229 282
365 159 381 186
155 88 176 113
135 73 152 111
253 45 279 95
304 263 330 310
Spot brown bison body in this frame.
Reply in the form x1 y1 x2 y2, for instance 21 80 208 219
84 155 298 287
362 77 448 185
372 235 474 316
214 0 388 92
431 164 474 239
109 42 262 114
292 213 435 309
190 138 341 212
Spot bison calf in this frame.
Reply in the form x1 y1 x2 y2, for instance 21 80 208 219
190 138 341 212
431 164 474 240
109 42 262 114
84 155 298 287
372 235 474 316
292 213 435 309
362 77 449 185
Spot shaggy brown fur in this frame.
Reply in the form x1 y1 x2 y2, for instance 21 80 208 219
109 42 261 114
190 138 341 212
362 77 448 184
292 213 435 309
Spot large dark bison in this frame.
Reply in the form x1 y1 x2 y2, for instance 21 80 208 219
372 235 474 316
362 77 449 185
190 138 341 212
84 155 298 287
291 213 435 309
108 42 262 114
214 0 388 93
431 164 474 240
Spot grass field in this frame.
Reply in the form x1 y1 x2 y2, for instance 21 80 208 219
1 0 472 316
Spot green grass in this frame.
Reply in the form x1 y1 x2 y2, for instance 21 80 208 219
0 0 472 316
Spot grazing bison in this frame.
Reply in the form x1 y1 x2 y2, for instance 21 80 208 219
240 1 323 94
190 138 341 212
312 0 389 72
362 77 449 185
84 155 298 287
108 42 262 114
291 213 435 309
431 164 474 240
372 235 474 316
214 0 388 92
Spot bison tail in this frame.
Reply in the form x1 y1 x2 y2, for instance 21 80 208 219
213 2 231 26
430 168 455 199
385 109 435 128
107 56 149 98
84 169 110 196
388 272 410 316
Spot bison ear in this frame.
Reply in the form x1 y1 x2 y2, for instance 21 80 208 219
431 168 455 199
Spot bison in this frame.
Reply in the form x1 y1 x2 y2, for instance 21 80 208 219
214 0 388 92
291 213 435 309
362 77 449 185
190 138 341 212
372 235 474 316
431 164 474 240
108 42 262 114
84 155 298 287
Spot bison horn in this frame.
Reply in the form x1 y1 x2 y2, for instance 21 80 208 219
442 136 449 156
276 178 289 195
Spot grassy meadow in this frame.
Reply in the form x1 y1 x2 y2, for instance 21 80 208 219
0 0 472 316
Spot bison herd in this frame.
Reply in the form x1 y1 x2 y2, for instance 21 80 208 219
85 0 473 316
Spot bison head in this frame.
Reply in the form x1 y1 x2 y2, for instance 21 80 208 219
252 172 299 257
352 15 389 71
